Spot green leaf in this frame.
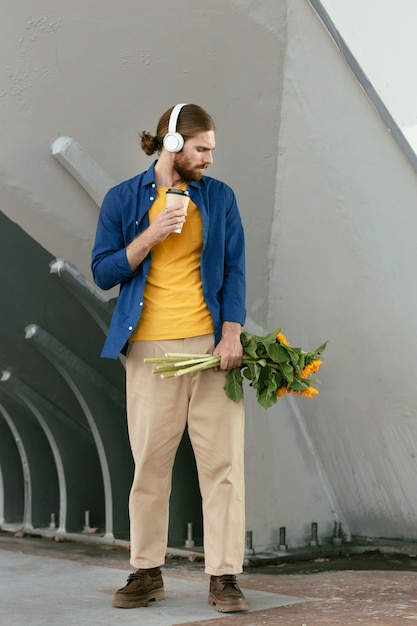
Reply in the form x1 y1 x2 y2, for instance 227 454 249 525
280 361 294 384
242 362 261 384
289 378 310 391
240 332 259 360
313 341 328 357
256 381 278 409
286 347 301 365
263 328 282 344
224 368 244 402
265 342 292 364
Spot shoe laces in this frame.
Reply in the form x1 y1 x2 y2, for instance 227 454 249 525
218 574 239 589
127 568 160 583
127 571 148 583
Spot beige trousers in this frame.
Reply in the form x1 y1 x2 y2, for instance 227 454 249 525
126 334 245 576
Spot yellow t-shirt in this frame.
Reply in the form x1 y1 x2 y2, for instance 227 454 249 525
130 184 214 341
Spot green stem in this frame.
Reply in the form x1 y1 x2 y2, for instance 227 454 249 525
165 353 214 359
170 357 213 368
174 356 220 377
144 357 184 363
152 363 186 373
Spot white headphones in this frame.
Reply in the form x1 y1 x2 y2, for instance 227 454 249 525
163 103 188 152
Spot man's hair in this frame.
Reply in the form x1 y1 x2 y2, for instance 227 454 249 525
140 104 215 155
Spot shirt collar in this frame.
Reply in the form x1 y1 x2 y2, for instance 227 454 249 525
143 161 157 186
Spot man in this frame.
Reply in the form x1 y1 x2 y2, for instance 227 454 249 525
91 103 247 613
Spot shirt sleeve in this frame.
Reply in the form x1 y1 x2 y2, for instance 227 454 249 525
222 189 246 325
91 186 133 291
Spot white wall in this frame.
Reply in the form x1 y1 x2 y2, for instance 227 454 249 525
321 0 417 152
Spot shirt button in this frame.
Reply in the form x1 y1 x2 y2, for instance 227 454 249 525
151 183 155 188
150 196 154 201
128 325 133 331
139 302 143 307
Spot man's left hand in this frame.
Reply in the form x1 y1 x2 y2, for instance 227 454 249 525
213 322 243 370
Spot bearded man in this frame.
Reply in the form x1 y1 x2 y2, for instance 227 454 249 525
91 103 247 614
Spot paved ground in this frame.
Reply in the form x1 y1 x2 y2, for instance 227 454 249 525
1 532 417 625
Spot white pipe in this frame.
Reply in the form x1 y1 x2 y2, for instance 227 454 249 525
51 136 116 207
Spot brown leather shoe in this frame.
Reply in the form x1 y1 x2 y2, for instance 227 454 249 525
112 568 165 608
208 574 249 613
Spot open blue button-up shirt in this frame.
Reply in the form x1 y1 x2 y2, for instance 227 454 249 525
91 161 246 359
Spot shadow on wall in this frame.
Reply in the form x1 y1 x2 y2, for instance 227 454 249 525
0 211 201 546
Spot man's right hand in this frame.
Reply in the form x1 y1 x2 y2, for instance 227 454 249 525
126 203 186 271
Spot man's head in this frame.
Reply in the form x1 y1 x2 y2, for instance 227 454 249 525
141 104 216 182
158 104 215 150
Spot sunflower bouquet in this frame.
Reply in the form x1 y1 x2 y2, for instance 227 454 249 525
145 328 327 410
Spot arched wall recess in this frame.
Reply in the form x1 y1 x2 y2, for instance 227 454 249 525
0 382 59 532
24 324 132 540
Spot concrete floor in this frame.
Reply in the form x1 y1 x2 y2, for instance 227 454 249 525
1 532 417 625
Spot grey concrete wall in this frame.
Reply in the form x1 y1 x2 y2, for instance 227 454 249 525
267 0 417 543
0 0 286 329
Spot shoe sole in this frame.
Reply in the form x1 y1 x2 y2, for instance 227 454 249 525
208 593 249 613
113 588 165 609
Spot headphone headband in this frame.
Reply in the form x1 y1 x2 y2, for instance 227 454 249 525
163 103 188 152
168 103 187 133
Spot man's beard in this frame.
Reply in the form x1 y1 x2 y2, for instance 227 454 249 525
173 155 207 182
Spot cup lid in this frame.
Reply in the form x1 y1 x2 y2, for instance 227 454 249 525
166 188 189 196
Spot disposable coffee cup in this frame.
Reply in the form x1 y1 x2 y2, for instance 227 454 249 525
166 188 190 233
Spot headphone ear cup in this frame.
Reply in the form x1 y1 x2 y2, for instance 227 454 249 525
163 131 184 153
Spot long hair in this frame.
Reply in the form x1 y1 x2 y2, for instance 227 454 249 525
140 104 215 155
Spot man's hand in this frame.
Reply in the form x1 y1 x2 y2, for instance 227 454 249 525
213 321 243 370
126 203 186 272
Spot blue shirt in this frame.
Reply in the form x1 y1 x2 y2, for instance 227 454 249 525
91 161 246 358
